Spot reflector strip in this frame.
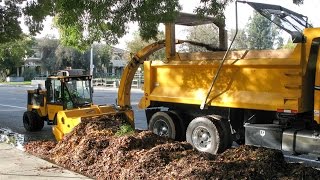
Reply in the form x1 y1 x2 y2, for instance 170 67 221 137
277 109 297 113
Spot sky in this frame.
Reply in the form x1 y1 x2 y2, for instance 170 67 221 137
31 0 320 50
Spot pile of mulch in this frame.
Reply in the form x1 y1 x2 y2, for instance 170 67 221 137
25 115 320 179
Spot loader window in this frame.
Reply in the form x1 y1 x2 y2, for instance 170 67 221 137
47 79 62 104
64 78 92 109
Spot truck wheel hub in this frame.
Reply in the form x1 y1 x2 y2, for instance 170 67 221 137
192 126 212 151
153 119 169 137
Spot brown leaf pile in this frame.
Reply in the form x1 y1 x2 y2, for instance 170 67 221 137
25 116 320 179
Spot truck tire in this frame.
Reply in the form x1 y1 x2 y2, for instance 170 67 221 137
169 110 186 141
149 111 177 139
186 116 225 154
23 111 43 132
207 115 233 150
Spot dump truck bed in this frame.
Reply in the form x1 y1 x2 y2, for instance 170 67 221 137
139 42 315 113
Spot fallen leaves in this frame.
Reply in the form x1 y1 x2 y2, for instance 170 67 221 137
25 115 320 179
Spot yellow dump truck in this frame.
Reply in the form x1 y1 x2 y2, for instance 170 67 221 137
136 1 320 156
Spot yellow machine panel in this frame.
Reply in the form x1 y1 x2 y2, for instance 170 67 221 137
52 105 117 141
140 28 320 114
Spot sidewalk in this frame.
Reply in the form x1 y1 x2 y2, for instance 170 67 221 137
0 143 91 180
0 83 35 88
0 83 143 92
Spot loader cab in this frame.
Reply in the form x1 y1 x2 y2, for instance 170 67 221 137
45 70 93 122
46 76 93 110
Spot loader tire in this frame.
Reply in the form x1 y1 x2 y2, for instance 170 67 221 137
23 111 43 132
35 115 44 131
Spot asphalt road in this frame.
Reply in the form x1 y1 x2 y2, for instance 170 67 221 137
0 85 147 142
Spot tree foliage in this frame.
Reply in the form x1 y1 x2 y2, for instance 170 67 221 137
229 12 284 50
247 12 274 49
37 38 112 74
126 31 165 61
183 24 219 52
92 44 112 75
0 1 23 44
0 0 305 49
0 35 35 77
246 12 283 50
282 39 296 49
229 29 248 50
24 0 181 50
38 36 59 73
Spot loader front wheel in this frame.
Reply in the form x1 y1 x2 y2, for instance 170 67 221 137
35 115 44 131
23 111 43 132
149 111 177 139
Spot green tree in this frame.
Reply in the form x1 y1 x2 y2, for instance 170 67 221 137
0 36 35 79
38 37 59 74
246 12 283 50
126 31 165 61
93 44 112 75
0 0 305 48
0 1 23 44
53 43 112 74
184 24 219 52
81 44 112 76
36 0 180 50
282 39 296 49
229 29 248 50
55 45 84 70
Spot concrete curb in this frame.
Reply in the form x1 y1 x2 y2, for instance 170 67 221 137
0 143 91 179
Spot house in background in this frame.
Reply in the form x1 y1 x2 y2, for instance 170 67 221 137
19 44 128 79
8 46 46 82
21 45 48 77
107 47 128 78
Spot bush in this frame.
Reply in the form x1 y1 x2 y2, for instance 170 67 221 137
22 68 37 81
115 124 134 136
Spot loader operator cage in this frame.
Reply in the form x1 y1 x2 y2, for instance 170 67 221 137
64 77 92 108
46 76 93 109
243 1 312 43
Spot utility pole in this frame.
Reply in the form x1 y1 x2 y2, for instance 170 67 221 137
90 46 94 92
90 46 94 76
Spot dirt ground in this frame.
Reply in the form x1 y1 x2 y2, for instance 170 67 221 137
25 116 320 179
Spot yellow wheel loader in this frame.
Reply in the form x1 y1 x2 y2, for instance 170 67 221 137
23 69 118 140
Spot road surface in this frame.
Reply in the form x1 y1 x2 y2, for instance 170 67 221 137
0 85 147 142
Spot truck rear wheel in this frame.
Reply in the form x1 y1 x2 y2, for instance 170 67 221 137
23 111 44 132
149 111 178 139
207 115 233 150
186 116 227 154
